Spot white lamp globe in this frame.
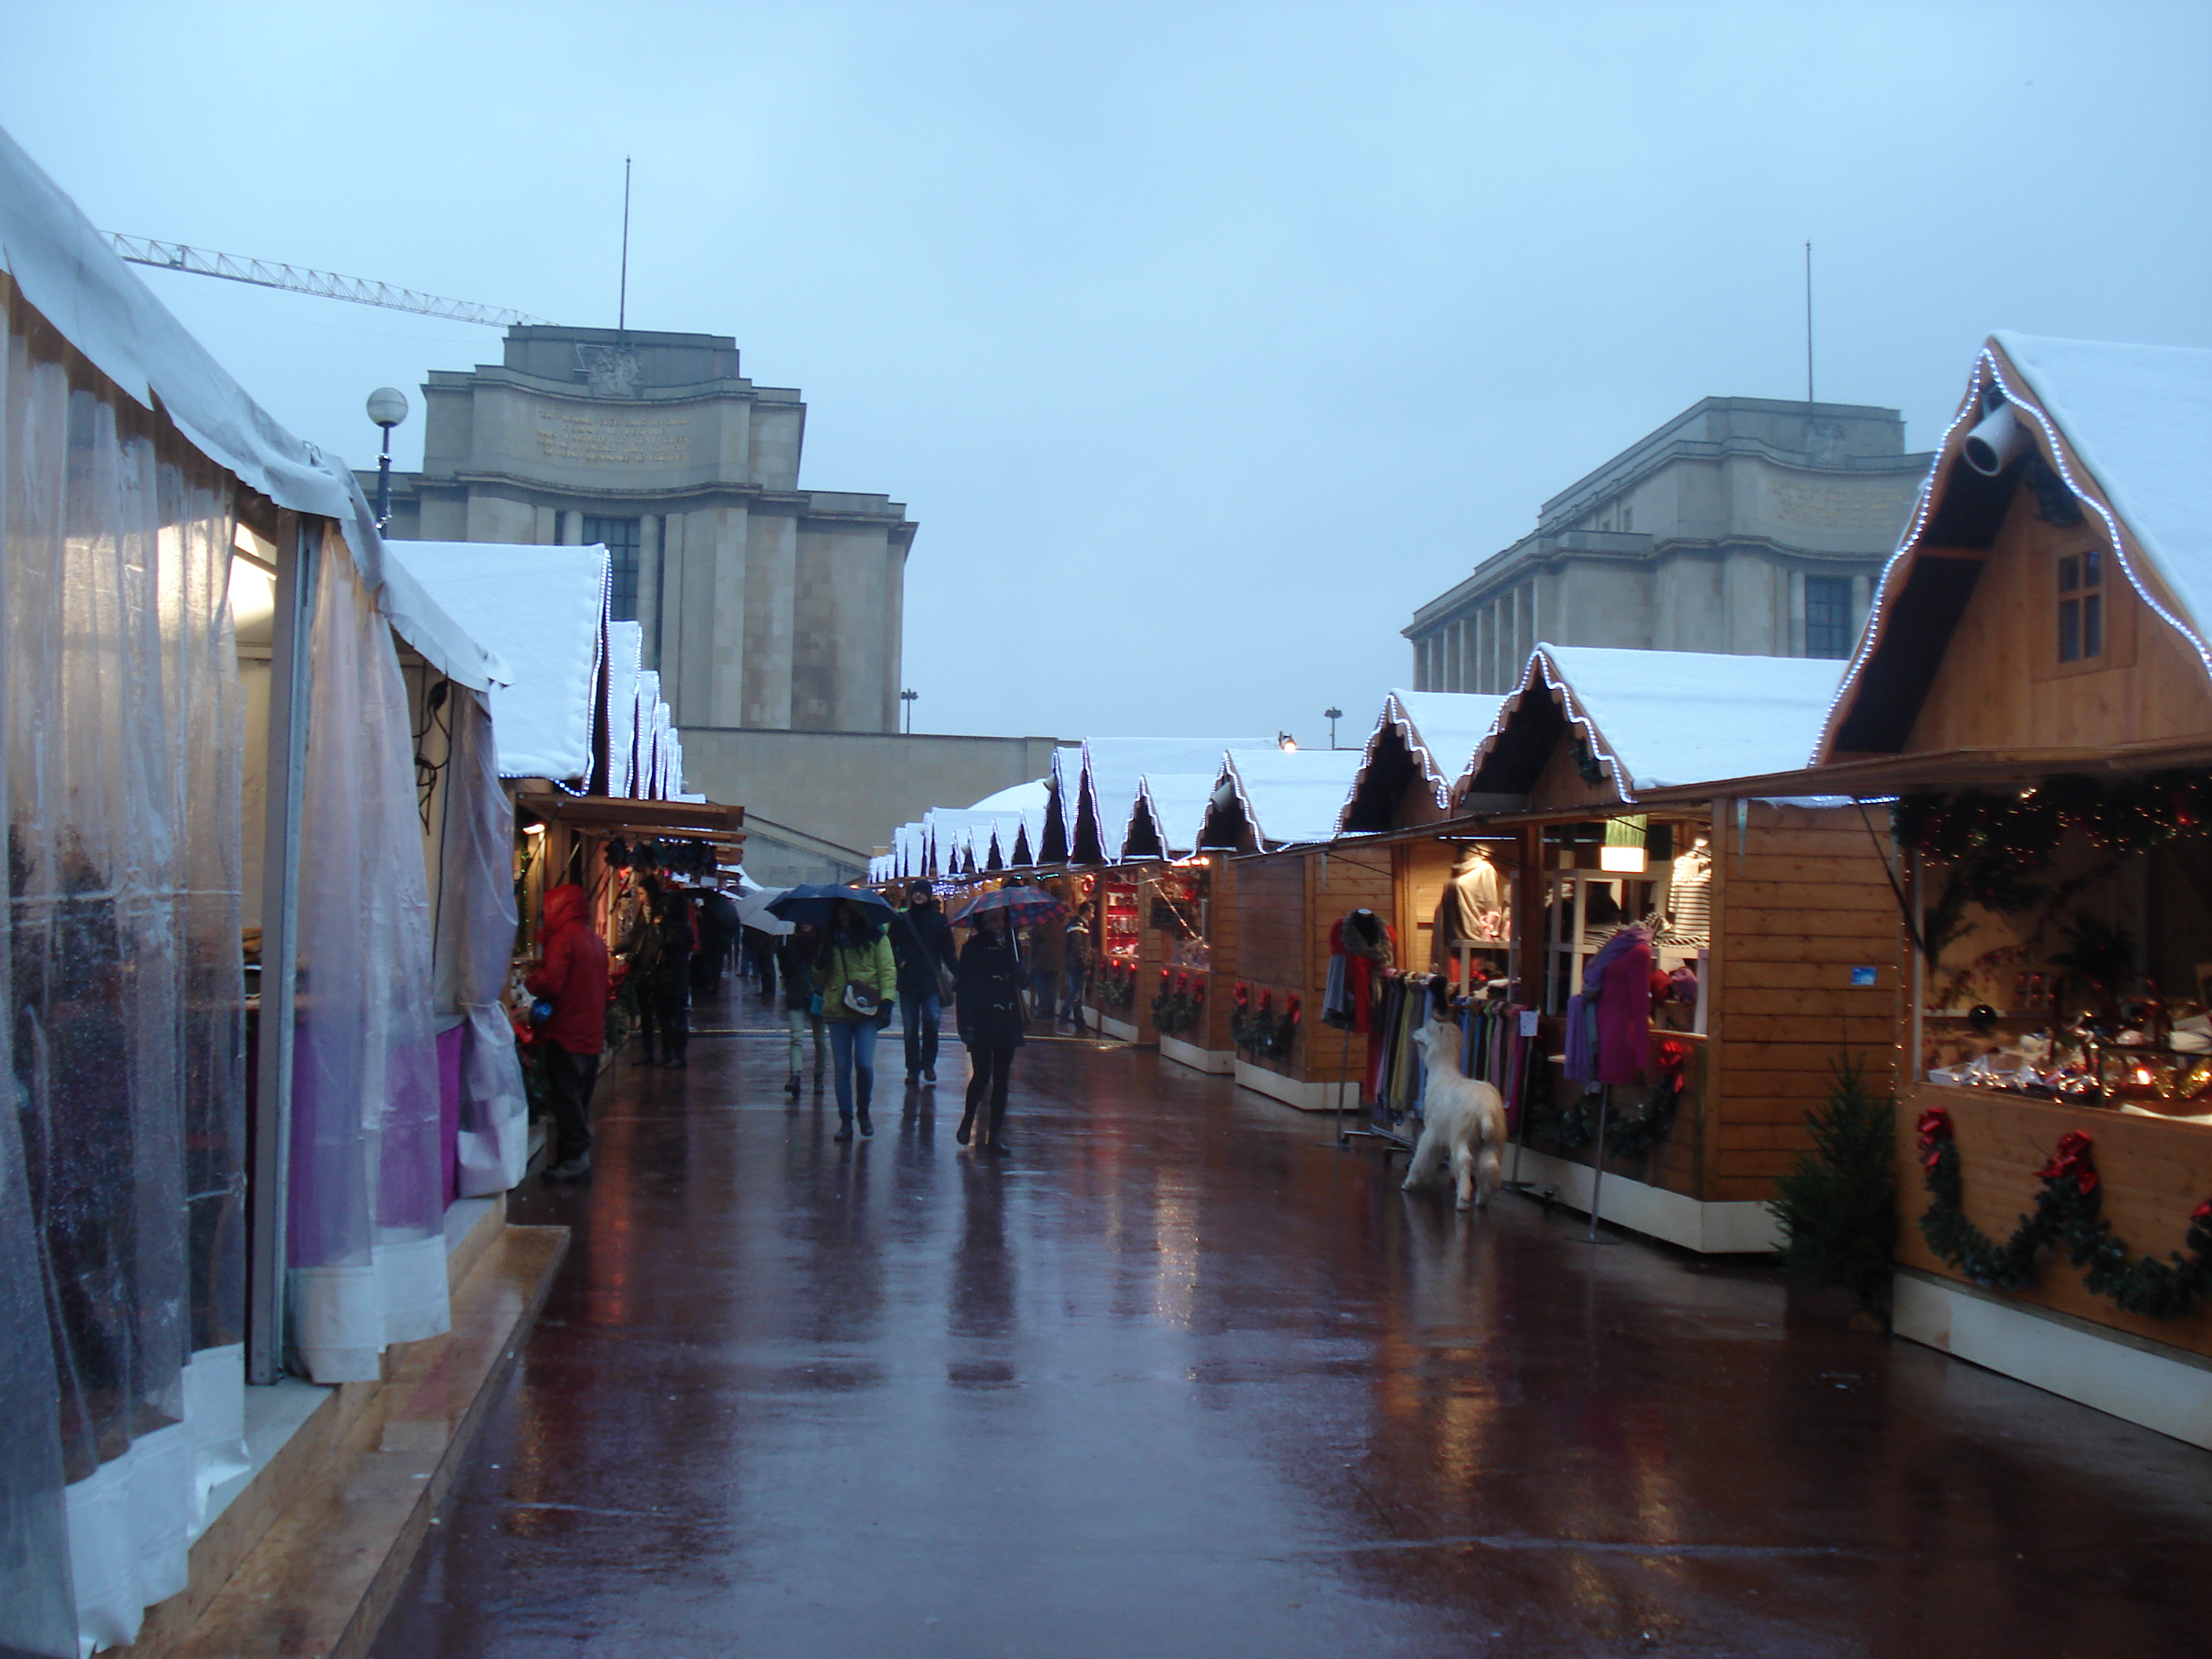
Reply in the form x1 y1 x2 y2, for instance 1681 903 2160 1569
365 386 409 429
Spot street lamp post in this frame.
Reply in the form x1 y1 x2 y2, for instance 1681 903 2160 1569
366 386 409 530
899 687 918 734
1324 706 1343 750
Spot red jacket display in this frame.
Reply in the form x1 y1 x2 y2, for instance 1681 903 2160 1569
526 883 610 1056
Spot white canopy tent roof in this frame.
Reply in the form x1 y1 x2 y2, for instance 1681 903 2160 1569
0 126 505 693
384 541 610 782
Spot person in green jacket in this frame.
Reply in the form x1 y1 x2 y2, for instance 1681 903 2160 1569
813 899 897 1140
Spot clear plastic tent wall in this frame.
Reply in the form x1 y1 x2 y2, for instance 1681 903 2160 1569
434 689 528 1196
287 531 450 1382
2 284 248 1653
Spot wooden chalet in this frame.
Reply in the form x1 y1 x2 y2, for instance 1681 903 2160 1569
1796 331 2212 1447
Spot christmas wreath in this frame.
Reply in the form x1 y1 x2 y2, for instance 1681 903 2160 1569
1916 1107 2212 1318
1231 986 1299 1060
1098 960 1137 1010
1153 970 1204 1036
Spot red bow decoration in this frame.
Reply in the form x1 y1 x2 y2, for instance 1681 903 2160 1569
1916 1106 1954 1172
2194 1198 2212 1224
1283 994 1301 1027
1234 981 1250 1011
2036 1129 2099 1197
1190 979 1205 1003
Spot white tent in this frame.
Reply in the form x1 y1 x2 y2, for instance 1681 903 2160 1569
384 540 610 782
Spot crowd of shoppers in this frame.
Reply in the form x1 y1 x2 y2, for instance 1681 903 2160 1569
525 869 1090 1177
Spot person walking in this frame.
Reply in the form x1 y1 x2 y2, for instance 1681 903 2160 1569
893 881 957 1086
813 898 896 1141
776 922 827 1101
742 922 779 1005
624 877 695 1070
1060 900 1094 1034
955 907 1027 1153
1024 896 1065 1025
526 882 610 1182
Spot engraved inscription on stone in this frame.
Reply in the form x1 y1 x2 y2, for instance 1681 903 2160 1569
1773 480 1898 531
537 412 693 465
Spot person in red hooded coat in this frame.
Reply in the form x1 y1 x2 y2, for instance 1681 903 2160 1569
526 882 610 1181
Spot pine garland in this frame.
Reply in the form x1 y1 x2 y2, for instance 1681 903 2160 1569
1915 1108 2212 1317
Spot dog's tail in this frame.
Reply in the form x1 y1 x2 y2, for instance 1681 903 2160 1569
1478 1094 1507 1201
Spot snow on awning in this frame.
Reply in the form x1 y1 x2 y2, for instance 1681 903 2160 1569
604 621 643 797
1983 331 2212 664
385 541 610 782
1126 773 1217 859
1492 645 1844 797
0 126 504 693
1214 747 1366 846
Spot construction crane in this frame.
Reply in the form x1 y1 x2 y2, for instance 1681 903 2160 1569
106 233 550 329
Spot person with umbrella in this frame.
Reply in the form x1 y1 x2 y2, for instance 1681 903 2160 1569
953 887 1063 1152
892 881 958 1086
769 888 898 1141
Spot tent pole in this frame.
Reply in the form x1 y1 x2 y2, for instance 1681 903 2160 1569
247 515 320 1386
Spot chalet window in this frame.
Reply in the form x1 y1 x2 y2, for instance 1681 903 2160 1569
2059 546 2104 663
1804 575 1853 659
583 515 643 622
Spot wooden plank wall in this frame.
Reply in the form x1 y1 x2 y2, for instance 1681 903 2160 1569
1396 838 1456 975
1302 846 1394 1083
1894 1084 2212 1357
1706 801 1910 1203
1202 859 1236 1051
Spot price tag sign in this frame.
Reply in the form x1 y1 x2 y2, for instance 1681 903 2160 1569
1850 966 1878 988
1518 1010 1540 1037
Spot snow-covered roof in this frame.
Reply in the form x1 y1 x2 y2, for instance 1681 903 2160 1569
1385 690 1512 804
1214 747 1367 846
1470 644 1844 798
1126 772 1218 859
0 126 505 694
386 541 610 782
1993 331 2212 666
1079 738 1267 861
604 621 643 797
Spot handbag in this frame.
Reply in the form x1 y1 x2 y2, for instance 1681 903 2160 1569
935 961 958 1002
842 982 880 1017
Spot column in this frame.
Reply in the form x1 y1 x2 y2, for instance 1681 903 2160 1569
635 515 661 651
743 511 797 728
558 509 583 545
657 513 687 705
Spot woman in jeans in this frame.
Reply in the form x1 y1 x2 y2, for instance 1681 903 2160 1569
776 923 826 1101
955 908 1027 1153
812 899 897 1141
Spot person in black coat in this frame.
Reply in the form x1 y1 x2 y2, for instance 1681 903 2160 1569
954 908 1027 1152
892 882 958 1085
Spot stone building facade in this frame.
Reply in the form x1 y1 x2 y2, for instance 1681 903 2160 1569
369 324 917 735
1406 397 1932 693
368 325 1057 884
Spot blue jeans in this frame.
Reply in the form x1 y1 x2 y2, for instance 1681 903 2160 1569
827 1017 878 1119
1060 963 1088 1029
902 991 941 1077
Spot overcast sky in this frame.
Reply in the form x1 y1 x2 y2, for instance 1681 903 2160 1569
9 2 2209 745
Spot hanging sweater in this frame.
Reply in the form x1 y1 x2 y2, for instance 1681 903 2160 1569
1563 925 1653 1086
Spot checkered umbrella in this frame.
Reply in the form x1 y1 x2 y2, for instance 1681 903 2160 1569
950 887 1067 930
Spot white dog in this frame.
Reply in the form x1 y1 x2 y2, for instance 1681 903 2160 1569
1401 1017 1507 1210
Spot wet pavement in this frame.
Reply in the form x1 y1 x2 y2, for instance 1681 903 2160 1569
376 989 2212 1657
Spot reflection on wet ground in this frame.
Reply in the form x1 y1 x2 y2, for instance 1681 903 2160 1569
375 992 2212 1657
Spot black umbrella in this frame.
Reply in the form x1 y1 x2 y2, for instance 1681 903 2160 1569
764 884 898 929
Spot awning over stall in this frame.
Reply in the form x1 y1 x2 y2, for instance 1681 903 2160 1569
386 540 610 783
